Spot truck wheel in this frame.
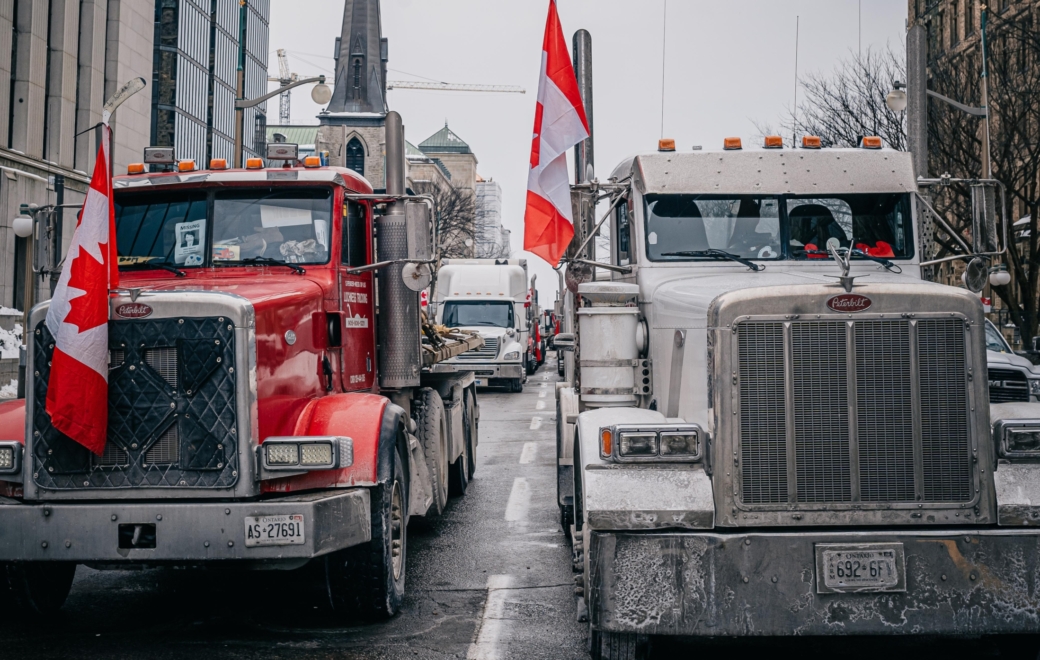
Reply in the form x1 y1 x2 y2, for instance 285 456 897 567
526 354 537 376
557 355 565 378
510 378 524 393
449 390 476 496
4 562 77 616
464 389 477 481
415 388 449 517
326 448 407 619
589 629 650 660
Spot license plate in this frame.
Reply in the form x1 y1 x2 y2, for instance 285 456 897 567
244 514 305 547
475 379 484 386
815 543 906 594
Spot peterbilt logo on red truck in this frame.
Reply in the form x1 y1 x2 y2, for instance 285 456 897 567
115 303 153 319
827 294 872 313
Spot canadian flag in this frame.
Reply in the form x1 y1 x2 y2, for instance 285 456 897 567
45 125 118 455
523 0 589 266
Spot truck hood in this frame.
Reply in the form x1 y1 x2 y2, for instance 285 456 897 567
116 274 328 320
987 349 1040 375
649 268 944 329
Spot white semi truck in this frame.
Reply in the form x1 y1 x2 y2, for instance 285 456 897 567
430 259 532 392
555 35 1040 657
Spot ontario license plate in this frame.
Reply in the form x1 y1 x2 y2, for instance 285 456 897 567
244 514 305 547
815 543 906 593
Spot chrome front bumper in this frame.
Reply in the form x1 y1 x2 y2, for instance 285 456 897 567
0 488 370 563
429 362 523 380
589 529 1040 636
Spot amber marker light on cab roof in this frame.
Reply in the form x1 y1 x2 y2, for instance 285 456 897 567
245 158 263 169
802 136 822 149
127 163 146 175
303 156 322 168
177 160 196 172
860 136 883 149
764 136 784 149
658 139 676 152
723 137 742 150
600 427 613 458
209 158 228 170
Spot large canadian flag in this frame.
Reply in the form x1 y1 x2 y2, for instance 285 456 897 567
523 0 589 266
45 125 118 455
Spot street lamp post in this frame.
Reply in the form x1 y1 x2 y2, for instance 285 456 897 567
233 76 330 168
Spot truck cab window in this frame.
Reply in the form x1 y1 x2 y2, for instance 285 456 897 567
212 188 332 265
116 192 208 268
442 301 514 328
787 194 912 260
342 201 368 267
615 200 631 266
645 194 781 261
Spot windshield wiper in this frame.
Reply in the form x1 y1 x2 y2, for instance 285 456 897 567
660 249 765 272
237 256 306 275
121 262 186 277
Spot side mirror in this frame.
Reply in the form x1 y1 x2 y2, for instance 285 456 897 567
971 182 999 254
554 333 576 351
405 201 432 261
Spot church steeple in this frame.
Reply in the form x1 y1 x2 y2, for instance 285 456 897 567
328 0 388 115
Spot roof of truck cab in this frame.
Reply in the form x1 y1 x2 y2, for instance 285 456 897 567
610 148 916 196
113 165 374 194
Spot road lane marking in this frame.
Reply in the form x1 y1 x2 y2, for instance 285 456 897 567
529 417 542 430
539 390 547 398
519 442 537 464
467 574 514 660
535 400 546 410
540 382 547 388
505 477 531 522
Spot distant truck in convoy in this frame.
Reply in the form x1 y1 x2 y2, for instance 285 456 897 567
431 259 533 392
556 31 1040 660
0 112 482 620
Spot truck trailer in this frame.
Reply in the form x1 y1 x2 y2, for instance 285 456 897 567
0 112 480 620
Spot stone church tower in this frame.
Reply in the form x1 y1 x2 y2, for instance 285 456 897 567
316 0 389 190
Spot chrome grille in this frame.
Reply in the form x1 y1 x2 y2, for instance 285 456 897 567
145 347 178 387
792 322 851 502
988 368 1029 403
455 336 500 361
739 322 787 504
856 321 915 502
736 318 973 507
93 442 129 468
145 424 180 466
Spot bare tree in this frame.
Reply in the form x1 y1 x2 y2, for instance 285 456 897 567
755 45 907 150
413 181 476 260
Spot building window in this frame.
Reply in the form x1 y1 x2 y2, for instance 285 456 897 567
951 5 960 46
353 59 362 99
346 137 365 176
965 0 974 36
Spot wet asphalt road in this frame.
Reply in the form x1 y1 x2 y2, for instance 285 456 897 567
5 355 1040 659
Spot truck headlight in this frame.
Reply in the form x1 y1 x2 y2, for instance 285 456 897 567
0 441 22 475
600 425 703 463
504 351 521 361
1004 428 1040 457
1030 379 1040 397
260 437 352 472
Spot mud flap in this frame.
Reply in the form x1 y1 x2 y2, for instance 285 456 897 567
406 431 434 517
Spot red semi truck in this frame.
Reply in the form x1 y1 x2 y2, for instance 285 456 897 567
0 112 480 619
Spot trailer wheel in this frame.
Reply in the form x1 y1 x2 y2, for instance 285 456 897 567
589 629 650 660
415 387 449 517
326 448 407 619
449 389 476 496
4 562 76 616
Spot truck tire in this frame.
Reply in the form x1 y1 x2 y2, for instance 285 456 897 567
415 387 449 517
509 378 524 393
4 562 77 616
449 389 476 496
326 448 407 619
526 353 537 376
589 629 650 660
465 388 477 481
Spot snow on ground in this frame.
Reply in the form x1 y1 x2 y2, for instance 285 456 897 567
0 379 15 399
0 323 22 360
0 306 21 316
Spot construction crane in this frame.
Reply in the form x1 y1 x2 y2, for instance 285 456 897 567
267 50 325 124
387 81 525 94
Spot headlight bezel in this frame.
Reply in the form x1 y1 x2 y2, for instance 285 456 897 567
599 424 703 463
259 436 353 472
503 350 521 361
997 422 1040 459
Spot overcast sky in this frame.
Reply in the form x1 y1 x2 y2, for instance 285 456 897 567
269 0 907 302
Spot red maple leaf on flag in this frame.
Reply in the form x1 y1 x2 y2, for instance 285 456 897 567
63 242 110 333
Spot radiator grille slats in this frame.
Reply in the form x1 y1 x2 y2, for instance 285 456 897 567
919 320 972 501
856 321 916 502
739 323 788 504
145 347 178 387
454 337 499 361
988 368 1030 403
145 424 180 466
792 322 851 502
736 317 973 507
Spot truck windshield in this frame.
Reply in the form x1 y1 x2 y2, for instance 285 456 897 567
644 193 913 262
985 319 1013 354
442 301 514 328
115 187 333 269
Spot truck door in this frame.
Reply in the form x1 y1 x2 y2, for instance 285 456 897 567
339 200 376 391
